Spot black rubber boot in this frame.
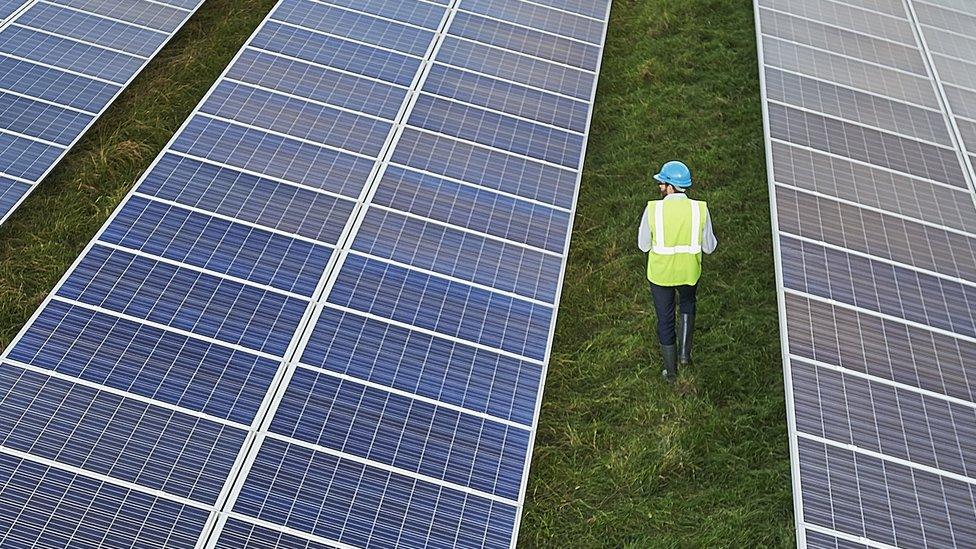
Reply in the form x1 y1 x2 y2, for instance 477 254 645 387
661 344 678 383
679 314 695 366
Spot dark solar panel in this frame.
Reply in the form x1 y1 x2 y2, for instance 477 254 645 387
756 0 976 546
0 0 611 545
0 0 206 226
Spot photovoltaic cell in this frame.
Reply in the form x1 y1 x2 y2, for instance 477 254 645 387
0 364 247 504
251 20 422 86
351 207 564 302
392 128 579 208
436 34 595 99
57 0 190 32
17 2 168 57
758 0 917 45
0 452 211 548
302 307 543 426
9 300 279 424
448 11 600 71
0 0 206 225
233 437 518 548
422 62 591 132
0 0 28 21
459 0 605 44
372 164 571 253
229 50 407 119
756 0 976 546
102 196 334 296
408 92 585 167
0 0 610 546
760 35 941 109
215 518 337 549
267 367 531 499
272 0 436 57
763 67 954 146
758 7 928 75
327 254 554 360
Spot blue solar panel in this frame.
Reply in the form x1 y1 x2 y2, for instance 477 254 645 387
0 89 93 145
328 253 554 359
171 115 374 196
436 35 596 99
756 0 976 545
0 0 610 545
423 62 592 132
268 367 531 499
449 11 601 71
0 364 247 504
408 93 586 167
201 81 393 156
0 0 28 21
373 164 572 252
138 154 358 244
18 2 169 57
9 300 279 424
273 0 436 57
215 518 337 548
251 21 422 85
351 207 564 302
392 128 580 208
234 437 519 548
0 0 206 226
302 307 543 425
102 196 334 296
0 452 211 548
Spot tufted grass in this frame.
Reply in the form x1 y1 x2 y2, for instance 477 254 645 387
518 0 793 546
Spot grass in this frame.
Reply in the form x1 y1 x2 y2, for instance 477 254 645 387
518 0 794 546
0 0 793 546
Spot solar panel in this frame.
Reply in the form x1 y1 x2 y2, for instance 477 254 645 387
754 0 976 546
0 0 29 22
0 0 611 546
0 0 206 226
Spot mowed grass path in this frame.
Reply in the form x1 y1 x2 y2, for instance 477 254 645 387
0 0 793 546
520 0 793 546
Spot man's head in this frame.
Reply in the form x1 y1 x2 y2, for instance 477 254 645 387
654 161 692 196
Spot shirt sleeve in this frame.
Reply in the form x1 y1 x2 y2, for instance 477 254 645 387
638 205 652 253
702 209 717 254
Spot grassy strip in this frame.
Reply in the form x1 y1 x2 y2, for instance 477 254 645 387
518 0 793 546
0 0 278 345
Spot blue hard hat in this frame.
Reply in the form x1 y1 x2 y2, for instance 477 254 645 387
653 160 692 189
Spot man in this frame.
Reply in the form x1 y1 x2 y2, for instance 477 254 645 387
638 160 717 382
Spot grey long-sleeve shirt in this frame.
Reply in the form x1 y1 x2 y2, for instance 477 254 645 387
638 193 717 254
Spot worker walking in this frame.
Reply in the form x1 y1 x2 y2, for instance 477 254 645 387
638 161 717 382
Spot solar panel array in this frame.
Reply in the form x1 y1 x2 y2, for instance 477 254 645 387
0 0 206 225
755 0 976 547
0 0 610 546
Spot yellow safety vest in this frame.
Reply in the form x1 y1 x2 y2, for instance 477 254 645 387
646 198 708 286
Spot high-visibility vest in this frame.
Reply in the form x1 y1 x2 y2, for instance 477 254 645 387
646 198 708 286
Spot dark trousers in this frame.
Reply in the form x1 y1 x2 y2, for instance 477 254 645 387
649 282 697 345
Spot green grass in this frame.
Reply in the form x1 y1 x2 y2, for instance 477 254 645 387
0 0 793 546
518 0 793 546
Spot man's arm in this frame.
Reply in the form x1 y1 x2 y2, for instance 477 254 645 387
702 210 717 254
638 205 652 253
